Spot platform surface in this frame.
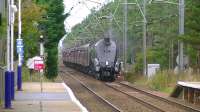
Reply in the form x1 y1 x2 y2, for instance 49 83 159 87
178 81 200 89
1 82 88 112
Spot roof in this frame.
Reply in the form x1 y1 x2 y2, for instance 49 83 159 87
178 81 200 89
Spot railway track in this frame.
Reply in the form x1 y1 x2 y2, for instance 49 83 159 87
106 82 200 112
61 69 155 112
60 67 200 112
118 82 200 112
105 83 166 112
61 70 122 112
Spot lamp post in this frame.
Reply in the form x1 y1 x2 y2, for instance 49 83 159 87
10 0 17 101
17 0 22 91
5 0 12 108
39 35 44 93
5 0 17 108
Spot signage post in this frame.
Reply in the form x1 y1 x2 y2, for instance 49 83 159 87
34 59 44 92
16 38 23 91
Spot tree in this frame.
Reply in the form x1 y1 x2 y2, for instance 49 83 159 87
15 0 45 60
182 0 200 45
41 0 68 79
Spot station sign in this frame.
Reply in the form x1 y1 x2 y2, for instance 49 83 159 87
16 39 23 46
34 59 44 71
17 46 24 54
16 39 24 55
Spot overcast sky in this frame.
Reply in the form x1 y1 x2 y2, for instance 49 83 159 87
63 0 113 32
59 0 113 49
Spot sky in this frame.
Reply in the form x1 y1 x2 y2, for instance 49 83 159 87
59 0 113 49
63 0 113 32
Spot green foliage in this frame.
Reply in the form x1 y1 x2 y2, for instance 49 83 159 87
0 18 7 39
147 70 200 93
45 48 58 79
134 49 169 73
15 0 45 60
41 0 68 79
64 0 200 73
65 0 180 72
182 0 200 45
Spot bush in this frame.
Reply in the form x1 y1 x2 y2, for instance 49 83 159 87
148 71 175 91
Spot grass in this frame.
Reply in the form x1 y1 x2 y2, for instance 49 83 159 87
22 66 53 82
125 70 200 94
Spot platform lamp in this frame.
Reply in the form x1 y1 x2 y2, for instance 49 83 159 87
39 35 44 92
39 35 44 57
5 0 18 108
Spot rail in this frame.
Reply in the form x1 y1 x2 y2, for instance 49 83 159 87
62 71 122 112
105 83 166 112
120 82 200 112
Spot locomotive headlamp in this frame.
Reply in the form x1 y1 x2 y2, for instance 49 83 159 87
106 61 109 66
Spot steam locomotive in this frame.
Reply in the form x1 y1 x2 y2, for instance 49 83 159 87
62 37 121 81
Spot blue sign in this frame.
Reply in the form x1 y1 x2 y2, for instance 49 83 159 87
19 54 24 64
16 39 24 55
16 39 23 47
17 46 24 54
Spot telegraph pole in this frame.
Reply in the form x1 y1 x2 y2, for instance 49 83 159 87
178 0 184 72
143 0 147 75
123 0 127 73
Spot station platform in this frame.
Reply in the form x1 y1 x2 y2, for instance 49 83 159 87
171 81 200 105
178 81 200 105
1 82 88 112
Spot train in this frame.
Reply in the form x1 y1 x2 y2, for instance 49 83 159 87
62 37 122 81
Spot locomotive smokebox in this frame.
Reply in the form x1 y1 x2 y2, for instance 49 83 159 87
104 37 111 46
104 32 111 46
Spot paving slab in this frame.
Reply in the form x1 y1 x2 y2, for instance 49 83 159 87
42 101 81 112
15 92 71 101
1 82 87 112
21 82 66 92
2 101 81 112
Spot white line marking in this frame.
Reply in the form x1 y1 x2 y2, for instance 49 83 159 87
62 82 88 112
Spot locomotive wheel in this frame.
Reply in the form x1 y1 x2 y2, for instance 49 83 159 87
95 73 100 80
110 75 115 82
109 70 116 82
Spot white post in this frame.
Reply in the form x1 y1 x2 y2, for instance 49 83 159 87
178 0 184 72
40 35 44 93
7 0 11 72
11 0 14 72
17 0 22 91
10 0 18 100
18 0 22 65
